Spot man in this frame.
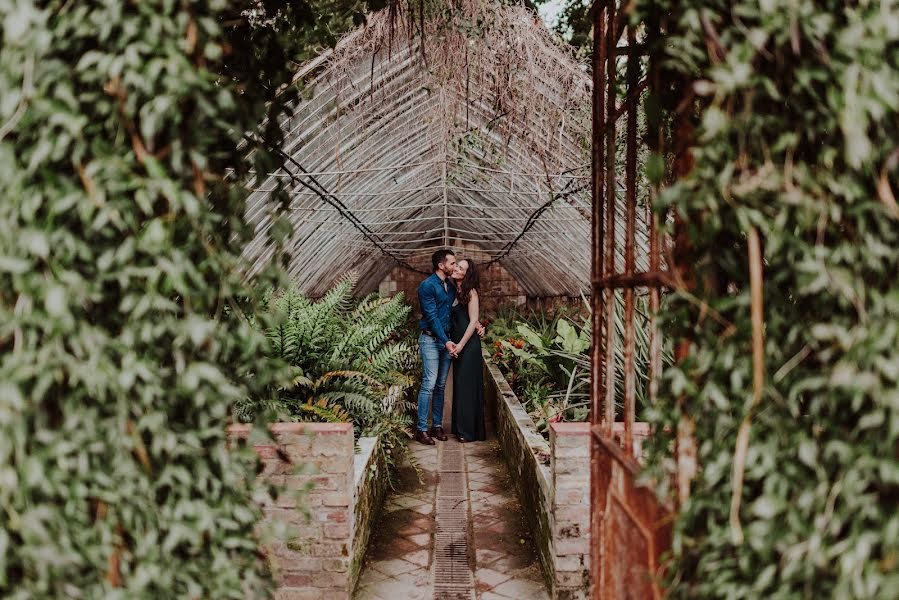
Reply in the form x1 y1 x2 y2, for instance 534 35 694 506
415 249 457 445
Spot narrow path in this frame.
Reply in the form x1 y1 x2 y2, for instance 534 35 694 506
354 435 548 600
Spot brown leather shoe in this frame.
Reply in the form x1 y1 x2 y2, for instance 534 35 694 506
429 426 448 441
414 430 435 445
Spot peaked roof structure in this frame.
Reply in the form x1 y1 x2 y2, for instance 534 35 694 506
243 1 648 297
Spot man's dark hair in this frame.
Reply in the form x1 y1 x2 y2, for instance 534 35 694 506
431 249 455 272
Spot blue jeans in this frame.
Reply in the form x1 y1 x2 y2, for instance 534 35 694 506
417 333 452 432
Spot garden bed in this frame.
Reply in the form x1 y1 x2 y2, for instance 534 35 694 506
485 355 653 599
484 356 590 600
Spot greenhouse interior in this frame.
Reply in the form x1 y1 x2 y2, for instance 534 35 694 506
3 1 897 600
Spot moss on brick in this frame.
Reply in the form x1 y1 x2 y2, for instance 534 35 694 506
485 358 556 592
349 435 390 592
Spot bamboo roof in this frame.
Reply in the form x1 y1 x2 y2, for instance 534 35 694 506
243 1 649 297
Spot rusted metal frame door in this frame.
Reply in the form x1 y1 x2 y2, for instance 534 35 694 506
589 2 672 598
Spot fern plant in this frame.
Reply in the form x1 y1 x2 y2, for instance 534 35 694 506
238 274 417 449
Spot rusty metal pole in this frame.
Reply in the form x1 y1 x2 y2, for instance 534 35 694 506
590 4 607 431
590 1 608 597
602 0 618 431
622 20 638 456
646 12 663 420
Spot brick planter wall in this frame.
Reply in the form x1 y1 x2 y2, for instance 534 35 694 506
350 435 388 585
227 423 388 600
484 359 555 589
482 359 600 600
550 423 592 598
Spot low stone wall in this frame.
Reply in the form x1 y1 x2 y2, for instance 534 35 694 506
483 359 593 600
484 359 556 591
227 423 388 600
351 435 388 586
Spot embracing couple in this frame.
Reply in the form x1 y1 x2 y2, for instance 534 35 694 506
414 249 487 445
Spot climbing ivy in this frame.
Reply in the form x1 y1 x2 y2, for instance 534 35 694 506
636 1 899 597
0 1 312 597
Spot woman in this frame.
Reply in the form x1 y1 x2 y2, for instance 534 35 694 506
449 258 486 442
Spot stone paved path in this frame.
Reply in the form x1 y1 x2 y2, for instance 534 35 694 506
354 436 549 600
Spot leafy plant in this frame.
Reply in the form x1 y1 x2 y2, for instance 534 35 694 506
635 0 899 597
489 296 670 435
237 273 416 429
236 274 419 486
0 1 310 597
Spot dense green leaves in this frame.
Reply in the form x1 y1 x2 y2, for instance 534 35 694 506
0 0 315 597
236 274 416 434
237 276 418 486
635 1 899 597
487 298 667 434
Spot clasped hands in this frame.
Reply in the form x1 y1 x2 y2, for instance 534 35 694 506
445 322 486 358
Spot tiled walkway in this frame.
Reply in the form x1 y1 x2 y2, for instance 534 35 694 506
354 436 549 600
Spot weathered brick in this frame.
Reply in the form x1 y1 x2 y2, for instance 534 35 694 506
322 493 350 507
322 557 349 573
321 461 350 474
274 491 302 509
311 542 349 557
555 502 590 521
274 587 323 600
556 536 590 556
302 494 323 507
279 573 315 587
554 554 585 572
555 520 586 540
553 443 591 459
324 509 348 523
271 553 322 572
555 569 588 588
263 507 309 526
253 445 281 459
555 586 590 600
324 523 351 539
311 571 349 588
554 457 590 475
554 483 589 505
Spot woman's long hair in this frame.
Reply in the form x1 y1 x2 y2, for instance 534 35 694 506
458 259 480 305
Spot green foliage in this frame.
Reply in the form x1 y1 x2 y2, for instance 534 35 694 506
487 299 665 434
534 0 594 53
237 275 418 484
0 1 309 597
238 274 416 429
635 0 899 597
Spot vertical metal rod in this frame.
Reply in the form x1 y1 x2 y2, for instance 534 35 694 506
590 0 608 429
647 14 663 412
622 21 638 456
602 0 618 431
590 4 609 596
671 65 698 508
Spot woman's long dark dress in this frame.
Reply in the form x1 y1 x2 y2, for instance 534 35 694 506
450 301 486 441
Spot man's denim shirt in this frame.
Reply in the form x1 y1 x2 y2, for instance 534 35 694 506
418 273 456 347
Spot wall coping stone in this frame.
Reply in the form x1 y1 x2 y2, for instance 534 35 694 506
227 422 353 438
551 422 590 434
484 358 552 493
353 436 378 490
